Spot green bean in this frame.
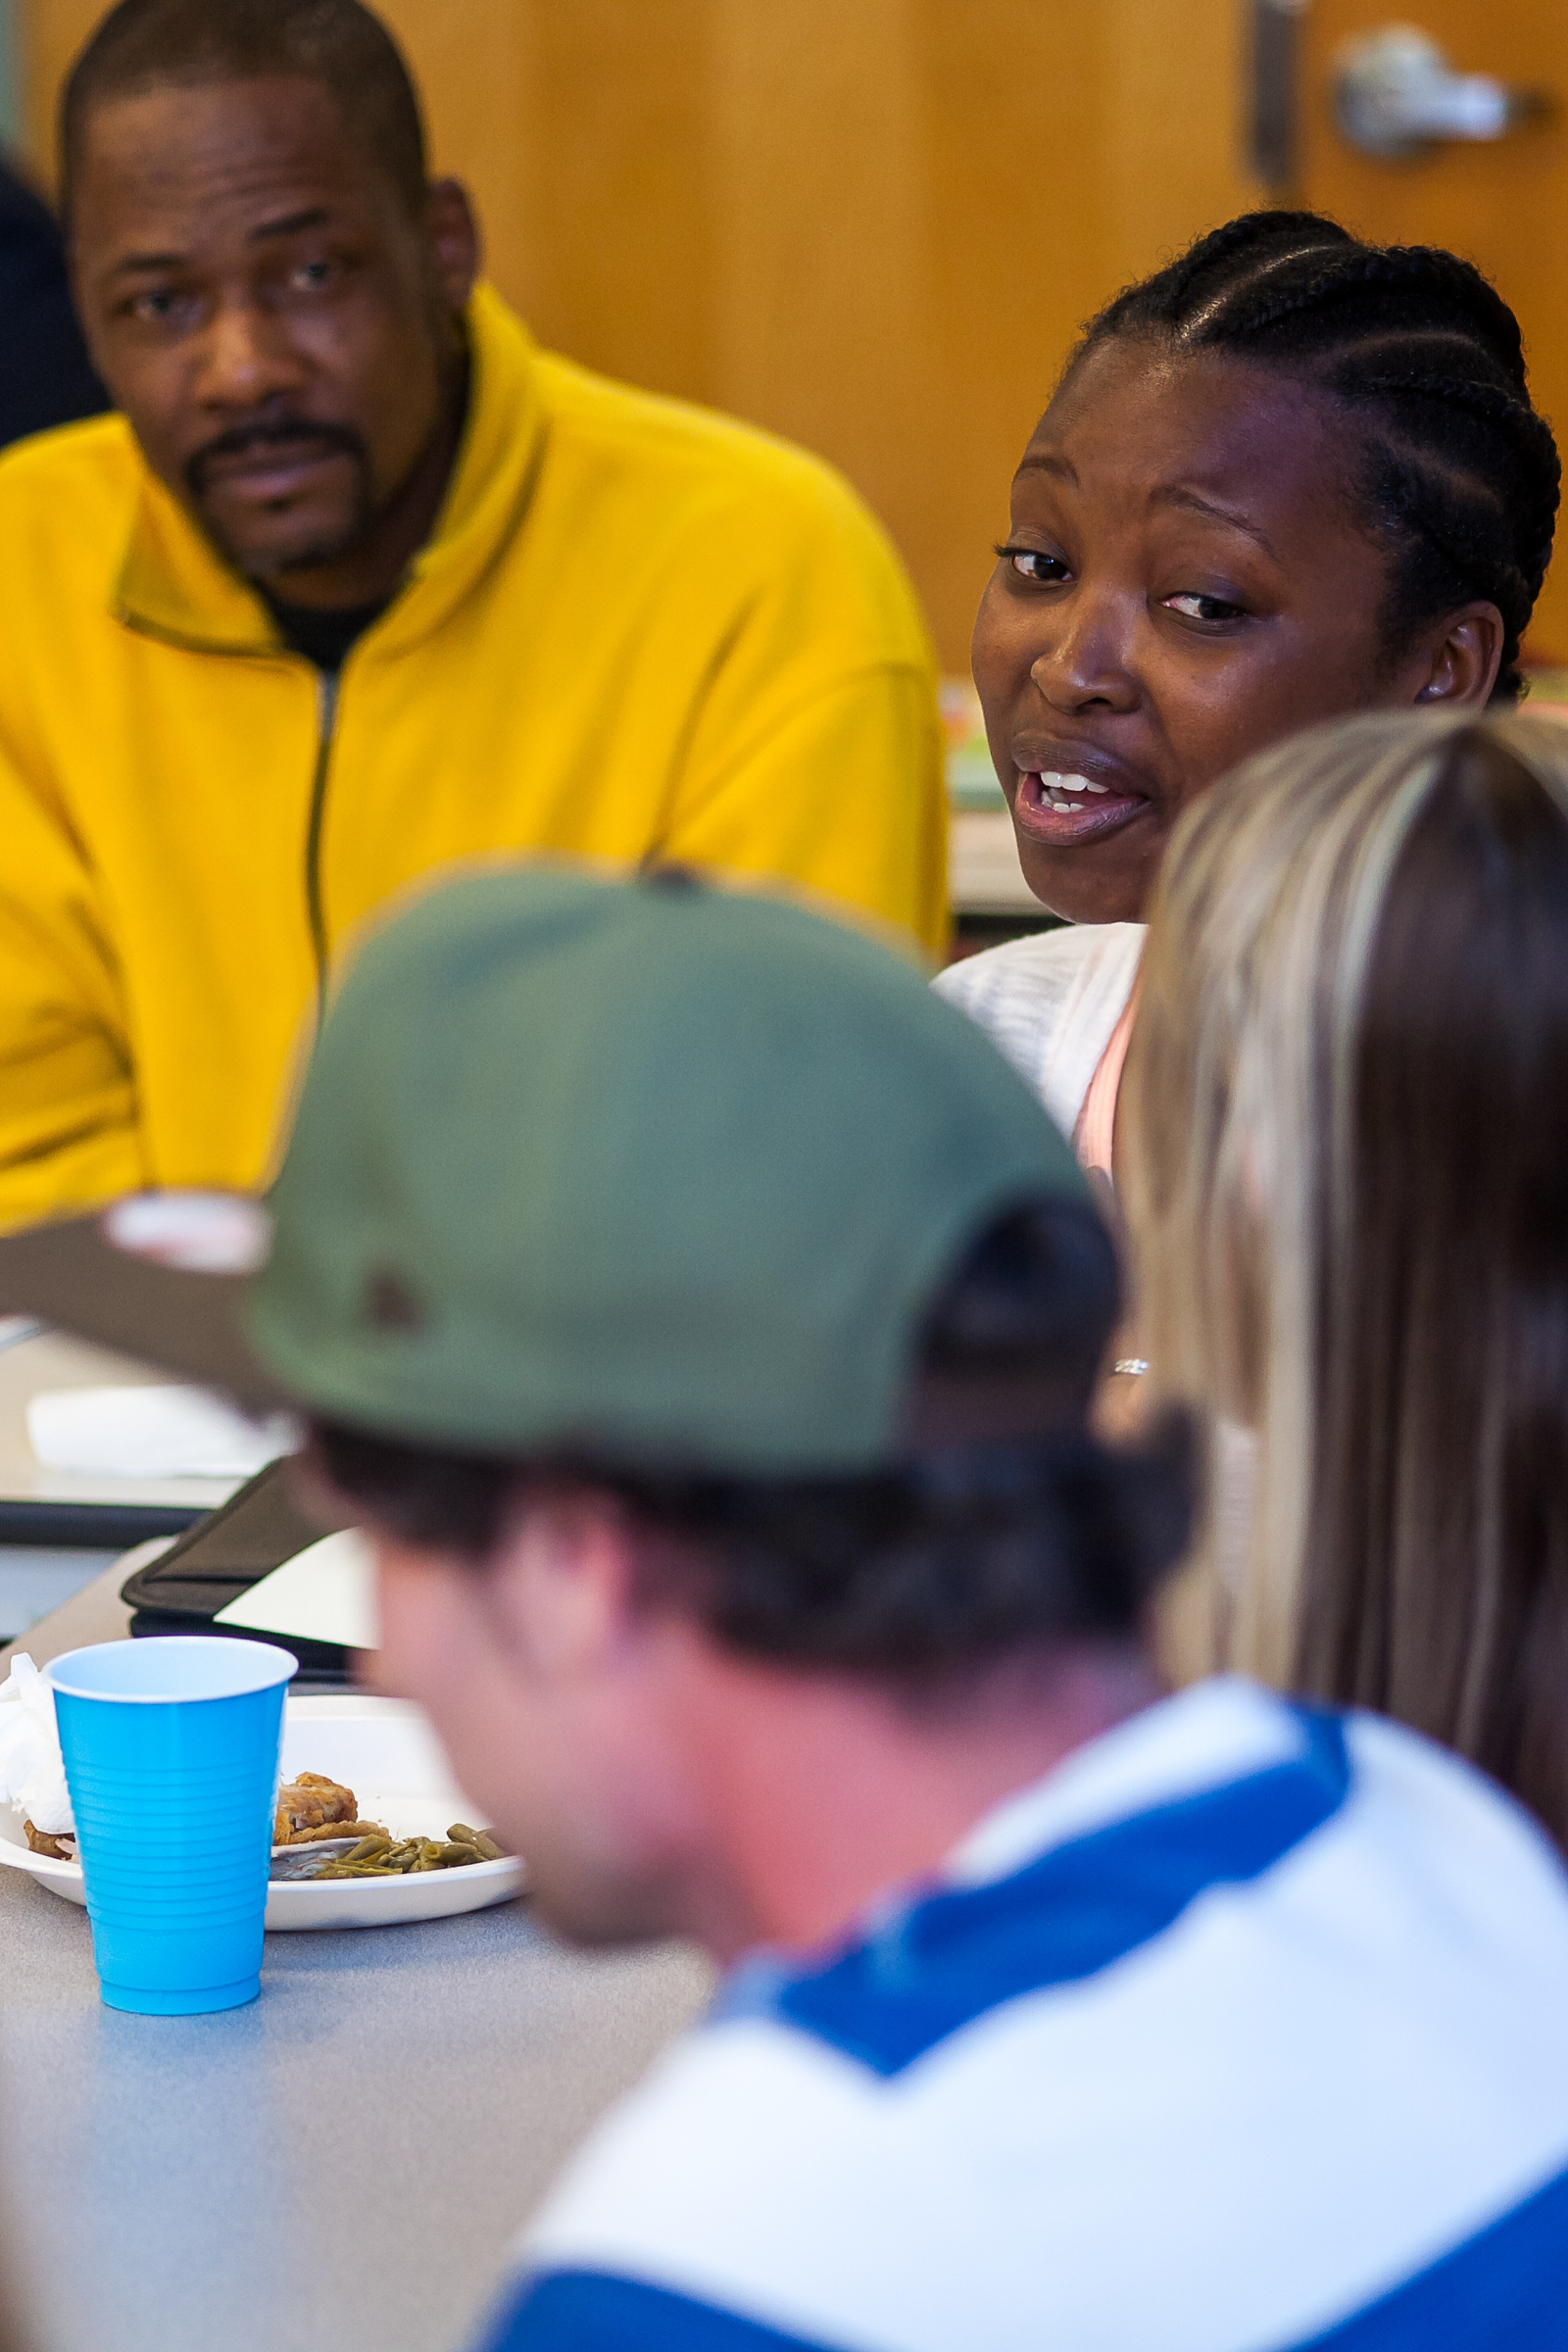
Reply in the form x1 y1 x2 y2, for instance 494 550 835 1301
298 1823 511 1878
448 1823 504 1860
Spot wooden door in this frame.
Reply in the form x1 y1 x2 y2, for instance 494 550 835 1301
20 0 1259 675
1299 4 1568 659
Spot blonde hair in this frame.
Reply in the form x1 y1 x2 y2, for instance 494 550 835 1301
1123 709 1568 1838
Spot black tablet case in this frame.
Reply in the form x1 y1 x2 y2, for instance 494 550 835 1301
120 1459 354 1686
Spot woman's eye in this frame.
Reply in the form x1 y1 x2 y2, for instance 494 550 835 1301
1001 547 1070 586
1164 591 1247 622
291 260 336 292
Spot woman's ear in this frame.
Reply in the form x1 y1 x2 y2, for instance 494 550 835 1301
1412 603 1505 707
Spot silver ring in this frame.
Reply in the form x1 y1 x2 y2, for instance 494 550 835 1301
1112 1357 1150 1378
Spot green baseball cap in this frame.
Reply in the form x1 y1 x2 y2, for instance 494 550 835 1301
249 867 1087 1472
0 867 1091 1471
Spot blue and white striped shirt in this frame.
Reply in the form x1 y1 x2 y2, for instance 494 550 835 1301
477 1678 1568 2350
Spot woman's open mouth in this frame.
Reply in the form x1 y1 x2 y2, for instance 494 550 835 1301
1011 768 1151 849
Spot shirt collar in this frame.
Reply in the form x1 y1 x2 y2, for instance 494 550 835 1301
945 1676 1313 1889
113 282 545 661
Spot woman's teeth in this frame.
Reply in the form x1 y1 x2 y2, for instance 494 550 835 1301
1034 769 1111 812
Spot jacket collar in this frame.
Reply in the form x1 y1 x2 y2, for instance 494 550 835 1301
114 284 546 660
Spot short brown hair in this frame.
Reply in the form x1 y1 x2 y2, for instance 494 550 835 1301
1125 709 1568 1845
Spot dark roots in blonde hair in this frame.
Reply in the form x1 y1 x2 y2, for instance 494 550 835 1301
1075 213 1561 703
1307 728 1568 1845
1125 710 1568 1851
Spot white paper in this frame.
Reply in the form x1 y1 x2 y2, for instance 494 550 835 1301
103 1190 272 1273
0 1654 73 1835
25 1386 295 1481
214 1530 380 1652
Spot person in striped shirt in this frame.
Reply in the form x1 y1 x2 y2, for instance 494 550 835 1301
18 861 1560 2347
218 865 1568 2351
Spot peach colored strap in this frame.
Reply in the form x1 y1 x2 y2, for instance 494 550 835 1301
1072 977 1141 1179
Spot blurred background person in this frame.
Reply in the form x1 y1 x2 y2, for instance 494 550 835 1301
0 155 103 447
938 212 1559 1180
0 0 942 1231
1124 709 1568 1847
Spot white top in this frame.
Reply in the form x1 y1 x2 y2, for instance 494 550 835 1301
476 1679 1568 2351
932 922 1146 1137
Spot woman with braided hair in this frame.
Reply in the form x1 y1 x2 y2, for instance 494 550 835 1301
937 209 1561 1183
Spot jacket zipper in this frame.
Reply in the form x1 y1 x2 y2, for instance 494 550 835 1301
304 670 339 1028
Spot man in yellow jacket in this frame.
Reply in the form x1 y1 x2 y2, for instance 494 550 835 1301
0 0 944 1230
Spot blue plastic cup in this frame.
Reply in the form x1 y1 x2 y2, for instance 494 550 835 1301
47 1637 297 2016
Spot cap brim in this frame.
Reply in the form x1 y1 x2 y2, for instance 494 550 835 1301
0 1212 287 1415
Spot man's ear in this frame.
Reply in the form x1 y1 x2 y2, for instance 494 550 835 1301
424 175 480 315
1411 603 1505 708
484 1491 642 1685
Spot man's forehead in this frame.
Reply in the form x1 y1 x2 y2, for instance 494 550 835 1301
72 75 385 253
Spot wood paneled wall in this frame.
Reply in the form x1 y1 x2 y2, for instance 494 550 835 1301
22 1 1260 668
1299 0 1568 662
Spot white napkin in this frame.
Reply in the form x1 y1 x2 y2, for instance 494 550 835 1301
25 1386 296 1481
214 1530 379 1651
0 1653 73 1836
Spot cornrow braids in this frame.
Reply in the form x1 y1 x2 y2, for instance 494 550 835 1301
1074 213 1560 702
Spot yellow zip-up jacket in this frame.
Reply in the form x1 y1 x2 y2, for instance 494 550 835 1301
0 285 944 1228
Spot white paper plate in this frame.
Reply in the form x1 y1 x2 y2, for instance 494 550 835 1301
0 1692 524 1931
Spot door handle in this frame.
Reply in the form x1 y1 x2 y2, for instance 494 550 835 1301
1334 25 1554 160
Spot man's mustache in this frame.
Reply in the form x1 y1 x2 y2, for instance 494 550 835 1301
185 418 368 500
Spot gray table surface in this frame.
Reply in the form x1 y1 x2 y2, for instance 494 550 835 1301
0 1559 140 1676
0 1326 244 1642
0 1569 713 2352
0 1329 242 1515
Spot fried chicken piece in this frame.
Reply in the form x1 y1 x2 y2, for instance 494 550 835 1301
274 1771 360 1844
24 1819 75 1860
